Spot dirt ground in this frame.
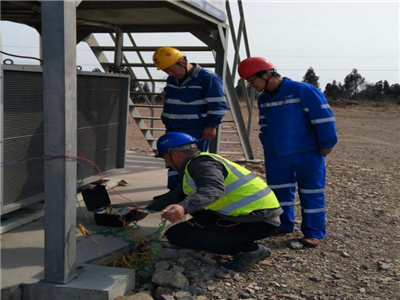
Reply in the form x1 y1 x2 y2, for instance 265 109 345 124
128 102 400 300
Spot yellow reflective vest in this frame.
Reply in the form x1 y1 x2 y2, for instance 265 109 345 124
182 153 280 217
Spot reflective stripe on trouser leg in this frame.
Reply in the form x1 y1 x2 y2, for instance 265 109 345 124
271 186 296 232
295 151 326 239
264 154 296 232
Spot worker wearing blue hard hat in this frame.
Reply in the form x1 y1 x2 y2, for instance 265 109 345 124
135 132 283 272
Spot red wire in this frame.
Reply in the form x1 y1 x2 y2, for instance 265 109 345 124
1 156 57 167
67 155 138 207
2 155 139 207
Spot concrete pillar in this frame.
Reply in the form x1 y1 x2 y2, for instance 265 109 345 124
41 0 78 283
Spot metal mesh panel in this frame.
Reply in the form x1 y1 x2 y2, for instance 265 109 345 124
2 69 127 209
3 71 44 139
76 76 122 178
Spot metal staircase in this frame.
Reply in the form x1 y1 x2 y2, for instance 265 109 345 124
85 0 256 160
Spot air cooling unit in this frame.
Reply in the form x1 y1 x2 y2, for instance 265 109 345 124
0 65 130 216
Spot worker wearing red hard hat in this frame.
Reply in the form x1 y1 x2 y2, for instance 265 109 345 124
238 57 338 247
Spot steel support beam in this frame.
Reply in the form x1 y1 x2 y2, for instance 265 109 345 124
191 29 225 154
89 46 211 52
209 26 229 154
215 26 254 160
41 0 78 284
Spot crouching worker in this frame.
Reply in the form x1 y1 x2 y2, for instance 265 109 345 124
134 132 283 272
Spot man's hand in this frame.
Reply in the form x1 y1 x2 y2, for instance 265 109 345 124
161 204 185 223
202 127 217 140
319 148 332 156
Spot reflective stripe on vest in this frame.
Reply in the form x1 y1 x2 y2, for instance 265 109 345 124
183 153 280 217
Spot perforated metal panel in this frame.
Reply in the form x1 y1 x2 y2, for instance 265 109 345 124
1 66 129 213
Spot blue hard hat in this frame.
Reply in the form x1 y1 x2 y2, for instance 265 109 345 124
155 132 198 157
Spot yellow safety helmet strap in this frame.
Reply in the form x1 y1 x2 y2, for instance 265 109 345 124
153 47 186 70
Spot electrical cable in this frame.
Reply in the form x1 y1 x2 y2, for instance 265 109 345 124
1 155 165 276
66 155 139 207
0 155 90 222
3 154 139 206
0 50 43 65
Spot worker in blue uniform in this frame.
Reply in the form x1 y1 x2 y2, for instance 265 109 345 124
152 47 228 197
238 57 338 247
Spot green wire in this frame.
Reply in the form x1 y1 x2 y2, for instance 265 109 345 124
88 218 167 278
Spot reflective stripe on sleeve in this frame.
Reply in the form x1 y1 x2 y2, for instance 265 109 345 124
260 98 300 108
166 99 207 105
168 170 178 176
310 117 336 124
321 104 330 109
205 96 226 103
208 110 227 115
162 113 207 119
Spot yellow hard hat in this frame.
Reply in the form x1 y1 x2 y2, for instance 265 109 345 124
153 47 186 70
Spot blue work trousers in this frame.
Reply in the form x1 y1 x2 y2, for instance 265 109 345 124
264 151 326 239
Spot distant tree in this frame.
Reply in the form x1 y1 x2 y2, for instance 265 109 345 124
389 83 400 99
324 80 342 100
359 83 376 100
302 67 320 89
343 69 365 99
374 81 384 99
383 80 391 96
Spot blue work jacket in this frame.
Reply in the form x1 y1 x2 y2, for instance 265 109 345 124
258 78 338 157
162 64 228 131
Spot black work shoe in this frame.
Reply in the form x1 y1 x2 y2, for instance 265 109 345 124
223 244 272 272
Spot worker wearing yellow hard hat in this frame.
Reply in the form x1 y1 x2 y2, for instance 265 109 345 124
151 47 228 199
153 47 186 71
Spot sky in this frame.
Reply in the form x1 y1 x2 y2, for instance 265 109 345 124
1 1 399 92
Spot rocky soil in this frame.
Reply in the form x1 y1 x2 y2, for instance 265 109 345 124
121 103 400 300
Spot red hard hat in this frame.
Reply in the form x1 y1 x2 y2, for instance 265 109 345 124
238 57 275 79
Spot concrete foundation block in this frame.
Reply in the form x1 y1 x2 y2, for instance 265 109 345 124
23 264 135 300
1 284 22 300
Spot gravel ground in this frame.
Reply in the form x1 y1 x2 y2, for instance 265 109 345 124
124 103 400 300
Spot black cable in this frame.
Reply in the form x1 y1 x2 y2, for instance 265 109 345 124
1 50 43 65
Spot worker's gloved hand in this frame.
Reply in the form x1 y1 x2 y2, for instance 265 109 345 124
161 204 185 223
319 148 332 156
202 127 217 140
